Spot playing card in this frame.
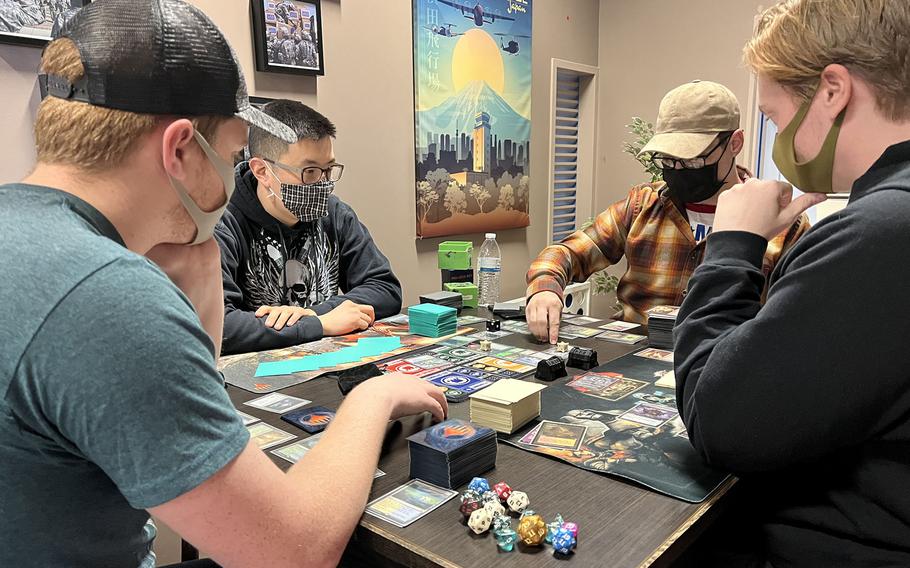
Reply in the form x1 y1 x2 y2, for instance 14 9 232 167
566 372 649 401
243 393 311 414
247 422 296 449
560 325 603 338
596 330 648 344
271 434 386 478
281 406 335 433
426 370 491 393
530 420 587 451
647 306 681 318
457 315 486 325
619 403 678 427
655 369 676 389
429 346 485 364
365 479 458 527
600 320 641 332
466 330 513 340
634 348 674 363
519 422 542 444
236 410 259 425
571 316 602 325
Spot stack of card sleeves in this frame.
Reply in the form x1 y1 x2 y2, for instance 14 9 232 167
407 419 497 488
646 306 680 350
408 303 458 337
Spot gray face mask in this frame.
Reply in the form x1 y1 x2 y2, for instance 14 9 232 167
265 163 335 222
169 131 236 245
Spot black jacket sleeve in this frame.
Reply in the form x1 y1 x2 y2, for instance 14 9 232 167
674 191 910 474
308 199 402 319
215 216 323 355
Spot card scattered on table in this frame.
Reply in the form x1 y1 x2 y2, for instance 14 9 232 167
271 433 386 478
244 393 311 413
247 422 296 449
600 320 641 332
655 369 676 389
365 479 457 528
469 379 546 433
529 420 587 451
408 303 458 337
407 419 497 489
596 330 647 345
634 348 674 363
236 410 259 425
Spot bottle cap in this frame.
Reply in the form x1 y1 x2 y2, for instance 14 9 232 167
485 233 496 239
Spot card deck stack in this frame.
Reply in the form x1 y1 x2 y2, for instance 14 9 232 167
646 306 680 349
469 379 546 434
407 419 497 489
419 291 464 313
408 303 458 337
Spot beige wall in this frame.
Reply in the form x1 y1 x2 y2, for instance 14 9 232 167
0 44 42 183
596 0 765 214
0 0 601 307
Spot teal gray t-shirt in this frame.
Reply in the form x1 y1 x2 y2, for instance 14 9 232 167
0 184 250 567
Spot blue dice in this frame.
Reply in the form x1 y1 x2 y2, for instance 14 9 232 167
468 477 491 494
552 526 577 556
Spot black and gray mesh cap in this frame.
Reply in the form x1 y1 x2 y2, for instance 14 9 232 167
46 0 296 143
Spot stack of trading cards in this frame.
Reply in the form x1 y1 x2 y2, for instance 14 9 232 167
646 305 680 349
408 303 458 337
407 419 497 489
469 379 546 434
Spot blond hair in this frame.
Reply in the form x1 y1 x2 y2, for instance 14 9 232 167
744 0 910 120
35 39 225 171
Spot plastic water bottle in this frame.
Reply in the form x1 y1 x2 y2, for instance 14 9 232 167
477 233 502 306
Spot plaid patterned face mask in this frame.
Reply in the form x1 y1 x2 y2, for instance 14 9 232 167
279 179 334 222
266 163 335 222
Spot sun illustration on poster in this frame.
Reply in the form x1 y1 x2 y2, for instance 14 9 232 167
451 29 505 95
413 0 532 238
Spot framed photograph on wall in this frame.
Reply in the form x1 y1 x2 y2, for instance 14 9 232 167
251 0 325 76
0 0 91 47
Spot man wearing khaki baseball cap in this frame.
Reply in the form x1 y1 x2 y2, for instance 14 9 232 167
526 80 809 343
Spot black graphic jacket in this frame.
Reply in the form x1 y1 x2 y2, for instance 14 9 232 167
215 163 402 355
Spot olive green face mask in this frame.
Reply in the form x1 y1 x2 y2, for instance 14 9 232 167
772 94 846 194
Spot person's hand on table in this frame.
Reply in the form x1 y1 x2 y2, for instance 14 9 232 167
355 372 448 422
255 305 316 330
318 300 375 336
714 178 826 240
145 239 224 357
527 291 563 344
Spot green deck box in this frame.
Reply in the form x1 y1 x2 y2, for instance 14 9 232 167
437 241 473 270
444 282 479 309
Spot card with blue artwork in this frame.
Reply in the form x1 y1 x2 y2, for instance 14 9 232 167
425 371 491 394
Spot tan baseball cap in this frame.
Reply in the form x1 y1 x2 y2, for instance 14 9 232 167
638 80 741 160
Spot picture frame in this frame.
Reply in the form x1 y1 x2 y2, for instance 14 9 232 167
0 0 92 47
251 0 325 76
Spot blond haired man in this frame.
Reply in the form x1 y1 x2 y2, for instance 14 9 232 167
674 1 910 565
0 1 445 567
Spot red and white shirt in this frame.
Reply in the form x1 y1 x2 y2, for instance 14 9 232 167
685 202 716 244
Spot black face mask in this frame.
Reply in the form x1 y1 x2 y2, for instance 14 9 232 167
662 144 735 204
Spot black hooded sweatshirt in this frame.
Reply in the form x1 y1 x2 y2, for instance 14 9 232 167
215 163 402 355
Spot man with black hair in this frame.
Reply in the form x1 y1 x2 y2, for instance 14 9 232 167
216 99 402 354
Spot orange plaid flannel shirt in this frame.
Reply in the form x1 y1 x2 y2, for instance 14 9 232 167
526 182 810 323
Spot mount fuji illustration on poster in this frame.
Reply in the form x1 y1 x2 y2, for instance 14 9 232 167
413 0 532 237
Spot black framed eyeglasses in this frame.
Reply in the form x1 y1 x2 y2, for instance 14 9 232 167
650 132 732 171
266 158 345 184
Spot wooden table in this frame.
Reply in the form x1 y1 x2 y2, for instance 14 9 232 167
225 312 735 568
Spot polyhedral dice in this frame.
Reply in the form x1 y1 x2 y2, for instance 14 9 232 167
459 494 482 519
546 513 565 544
491 513 512 533
468 477 491 494
552 526 577 555
562 521 579 539
493 481 512 502
494 527 518 552
480 490 498 505
484 499 506 517
556 341 570 353
468 507 493 534
479 339 492 352
486 319 501 332
460 489 480 504
506 490 529 513
517 513 547 546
